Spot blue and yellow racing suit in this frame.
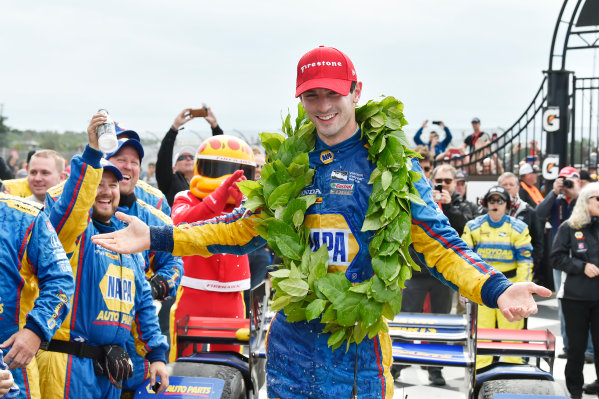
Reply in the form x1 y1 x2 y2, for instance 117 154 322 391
462 213 533 368
134 180 171 216
117 198 182 392
0 194 74 399
149 130 512 398
2 178 31 198
39 146 168 399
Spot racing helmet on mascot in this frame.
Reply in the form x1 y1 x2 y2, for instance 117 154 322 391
190 135 256 204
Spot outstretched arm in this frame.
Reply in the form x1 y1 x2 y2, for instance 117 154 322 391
92 207 265 257
91 212 151 254
497 282 551 321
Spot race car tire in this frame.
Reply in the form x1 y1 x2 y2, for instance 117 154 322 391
478 379 567 398
168 362 246 399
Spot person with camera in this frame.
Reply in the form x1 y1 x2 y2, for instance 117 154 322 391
536 166 594 362
37 113 169 398
393 164 479 385
551 182 599 399
462 186 533 369
156 107 223 207
413 120 453 157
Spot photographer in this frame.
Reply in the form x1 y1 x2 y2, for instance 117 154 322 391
156 107 223 206
413 120 452 157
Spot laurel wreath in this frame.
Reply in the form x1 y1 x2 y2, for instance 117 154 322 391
238 97 423 350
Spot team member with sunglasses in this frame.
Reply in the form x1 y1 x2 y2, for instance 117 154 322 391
551 182 599 399
169 135 255 360
156 107 223 207
462 186 533 369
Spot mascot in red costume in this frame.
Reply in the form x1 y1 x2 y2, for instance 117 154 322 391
170 135 256 359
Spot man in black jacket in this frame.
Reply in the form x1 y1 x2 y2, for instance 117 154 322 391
156 107 223 206
393 164 479 385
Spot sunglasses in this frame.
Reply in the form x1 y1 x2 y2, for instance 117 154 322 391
487 198 506 205
434 178 453 184
177 154 194 162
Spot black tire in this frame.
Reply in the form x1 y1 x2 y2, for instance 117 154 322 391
167 362 246 399
478 379 567 399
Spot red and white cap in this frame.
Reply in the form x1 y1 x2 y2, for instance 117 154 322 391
558 166 580 179
295 46 357 98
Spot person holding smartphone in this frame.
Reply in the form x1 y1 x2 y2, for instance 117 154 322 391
413 120 453 157
155 106 223 207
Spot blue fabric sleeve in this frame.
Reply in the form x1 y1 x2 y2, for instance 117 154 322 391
150 225 174 252
480 273 512 308
413 127 425 146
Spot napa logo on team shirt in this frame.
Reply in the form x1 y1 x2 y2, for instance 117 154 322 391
305 214 360 268
320 150 334 164
99 264 136 314
575 231 584 240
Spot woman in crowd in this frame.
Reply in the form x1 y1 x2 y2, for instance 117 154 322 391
551 182 599 399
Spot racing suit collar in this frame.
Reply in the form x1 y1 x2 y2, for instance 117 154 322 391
486 213 509 228
311 127 363 166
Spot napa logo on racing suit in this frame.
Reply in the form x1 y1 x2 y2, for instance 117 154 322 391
320 150 334 164
99 264 136 315
304 214 360 269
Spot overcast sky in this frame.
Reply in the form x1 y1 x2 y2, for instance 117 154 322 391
2 0 591 143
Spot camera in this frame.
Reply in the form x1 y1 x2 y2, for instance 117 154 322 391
563 179 573 189
432 121 442 125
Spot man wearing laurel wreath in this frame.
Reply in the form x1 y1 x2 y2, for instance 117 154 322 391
92 46 552 398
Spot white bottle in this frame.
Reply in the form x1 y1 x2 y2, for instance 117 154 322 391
97 109 119 153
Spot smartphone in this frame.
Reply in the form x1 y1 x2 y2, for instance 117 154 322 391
190 107 208 118
432 121 442 125
434 184 443 201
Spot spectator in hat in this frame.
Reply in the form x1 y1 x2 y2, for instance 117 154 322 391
156 107 223 207
519 163 543 207
114 123 170 216
580 169 597 188
413 120 453 157
463 117 490 154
